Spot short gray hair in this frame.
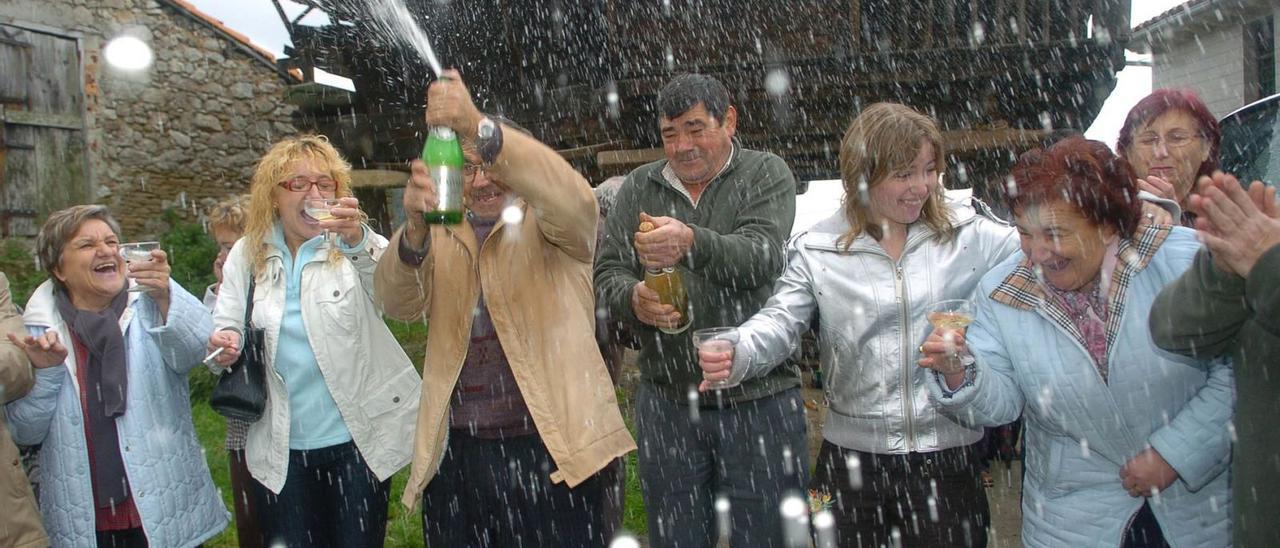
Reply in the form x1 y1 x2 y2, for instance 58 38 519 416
36 205 123 289
658 73 731 122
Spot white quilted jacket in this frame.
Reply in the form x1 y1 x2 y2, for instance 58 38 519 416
6 279 229 547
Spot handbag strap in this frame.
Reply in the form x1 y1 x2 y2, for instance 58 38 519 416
243 272 256 329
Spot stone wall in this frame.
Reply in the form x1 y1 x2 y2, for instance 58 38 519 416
1153 25 1248 119
1150 6 1280 119
0 0 296 237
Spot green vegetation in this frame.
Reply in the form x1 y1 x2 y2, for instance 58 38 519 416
158 208 218 295
0 238 47 305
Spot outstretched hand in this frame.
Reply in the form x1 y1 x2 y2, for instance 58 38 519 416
7 331 68 369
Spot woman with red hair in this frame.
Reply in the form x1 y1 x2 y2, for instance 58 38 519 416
920 136 1233 547
1117 89 1222 225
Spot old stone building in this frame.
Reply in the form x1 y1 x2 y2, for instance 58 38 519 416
1131 0 1278 119
0 0 297 238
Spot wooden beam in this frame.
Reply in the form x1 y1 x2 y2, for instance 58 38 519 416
350 169 409 189
942 128 1054 153
557 140 626 161
0 109 83 130
597 148 664 169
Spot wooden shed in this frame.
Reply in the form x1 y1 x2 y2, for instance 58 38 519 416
278 0 1130 211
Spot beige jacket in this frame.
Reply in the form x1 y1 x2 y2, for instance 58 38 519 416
375 129 636 508
0 273 49 548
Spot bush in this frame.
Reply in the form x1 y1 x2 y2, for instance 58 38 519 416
158 208 218 298
0 239 47 306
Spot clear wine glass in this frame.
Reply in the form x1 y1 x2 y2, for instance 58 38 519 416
926 298 976 364
694 327 738 390
304 198 342 244
119 241 160 293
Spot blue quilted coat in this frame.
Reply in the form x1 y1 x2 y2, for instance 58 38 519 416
5 279 229 547
931 226 1233 547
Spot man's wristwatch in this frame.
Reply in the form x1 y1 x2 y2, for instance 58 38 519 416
475 116 503 164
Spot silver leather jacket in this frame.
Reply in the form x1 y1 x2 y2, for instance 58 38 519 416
730 191 1019 454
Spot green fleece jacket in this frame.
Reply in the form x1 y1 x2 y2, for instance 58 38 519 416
1150 245 1280 547
594 146 798 404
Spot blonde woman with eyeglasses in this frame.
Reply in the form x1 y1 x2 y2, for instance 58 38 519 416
206 134 420 547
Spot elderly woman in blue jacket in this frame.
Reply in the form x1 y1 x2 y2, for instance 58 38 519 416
5 205 227 547
919 137 1233 547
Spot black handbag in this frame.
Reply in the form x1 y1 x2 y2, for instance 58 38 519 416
210 276 268 422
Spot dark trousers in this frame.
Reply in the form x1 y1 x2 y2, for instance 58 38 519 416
229 449 264 548
96 528 147 548
812 442 989 548
1122 503 1169 548
422 430 607 547
636 384 809 548
599 456 626 542
251 441 390 548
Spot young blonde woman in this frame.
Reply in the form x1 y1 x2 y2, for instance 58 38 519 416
206 135 419 547
699 103 1019 546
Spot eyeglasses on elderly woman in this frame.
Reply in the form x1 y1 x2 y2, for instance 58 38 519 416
1132 130 1203 151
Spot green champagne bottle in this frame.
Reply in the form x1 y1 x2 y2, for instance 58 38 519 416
421 126 465 224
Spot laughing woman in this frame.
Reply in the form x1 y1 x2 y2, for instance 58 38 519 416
5 205 228 547
920 137 1233 547
206 135 420 547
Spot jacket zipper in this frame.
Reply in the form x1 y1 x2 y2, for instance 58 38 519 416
895 264 916 452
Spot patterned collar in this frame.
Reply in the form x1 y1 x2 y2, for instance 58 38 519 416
989 224 1172 370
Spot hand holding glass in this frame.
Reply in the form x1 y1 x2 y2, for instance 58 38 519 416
925 298 975 369
304 198 342 244
694 327 738 391
119 241 160 293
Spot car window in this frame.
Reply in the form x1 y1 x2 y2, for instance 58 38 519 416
1220 100 1280 188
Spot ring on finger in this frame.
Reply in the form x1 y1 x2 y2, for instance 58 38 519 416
918 344 925 354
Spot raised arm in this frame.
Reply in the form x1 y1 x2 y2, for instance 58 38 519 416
487 128 599 263
145 279 215 376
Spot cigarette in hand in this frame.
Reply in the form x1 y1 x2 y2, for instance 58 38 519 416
202 347 226 368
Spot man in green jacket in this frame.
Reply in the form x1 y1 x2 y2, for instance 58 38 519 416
594 73 803 547
1150 171 1280 547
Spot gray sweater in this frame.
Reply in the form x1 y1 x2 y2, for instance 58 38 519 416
1150 245 1280 546
594 146 798 404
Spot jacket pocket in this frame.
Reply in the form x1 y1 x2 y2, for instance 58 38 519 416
364 367 421 440
313 279 359 332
